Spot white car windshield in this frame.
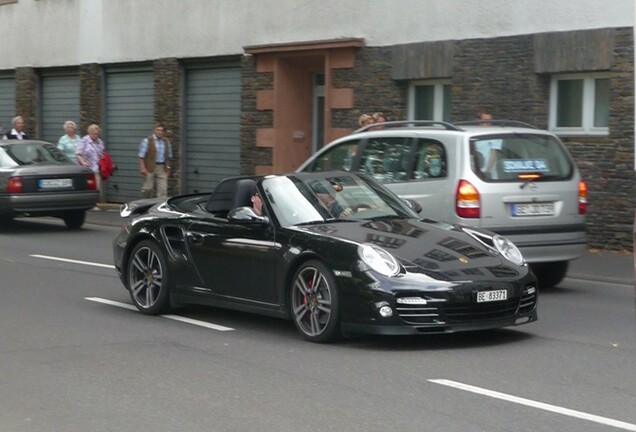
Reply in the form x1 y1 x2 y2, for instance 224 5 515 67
0 142 70 167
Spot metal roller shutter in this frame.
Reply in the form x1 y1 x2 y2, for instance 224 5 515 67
104 68 154 202
0 74 16 136
40 72 80 144
184 64 241 194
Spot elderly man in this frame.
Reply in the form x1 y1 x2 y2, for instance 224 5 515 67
138 122 173 198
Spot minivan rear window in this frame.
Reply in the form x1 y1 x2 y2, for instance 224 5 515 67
471 134 573 182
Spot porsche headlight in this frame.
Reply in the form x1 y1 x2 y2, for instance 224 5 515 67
493 234 524 266
358 244 400 277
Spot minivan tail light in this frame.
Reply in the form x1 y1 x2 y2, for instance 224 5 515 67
456 179 480 218
86 173 97 190
578 180 587 215
6 176 23 193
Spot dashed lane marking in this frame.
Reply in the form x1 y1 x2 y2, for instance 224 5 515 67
429 379 636 431
31 254 116 269
85 297 234 332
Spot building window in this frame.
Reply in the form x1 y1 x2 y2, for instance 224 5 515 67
408 80 451 122
549 73 609 135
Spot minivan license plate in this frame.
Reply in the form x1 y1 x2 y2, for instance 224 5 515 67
512 203 555 216
477 289 507 303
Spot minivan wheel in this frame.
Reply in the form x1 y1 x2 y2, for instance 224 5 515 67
530 261 569 289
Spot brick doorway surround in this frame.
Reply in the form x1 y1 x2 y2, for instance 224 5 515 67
245 38 364 175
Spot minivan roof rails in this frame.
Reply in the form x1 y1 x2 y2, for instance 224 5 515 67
454 119 538 129
354 120 463 133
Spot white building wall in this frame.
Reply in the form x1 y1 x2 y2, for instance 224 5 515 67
0 0 633 69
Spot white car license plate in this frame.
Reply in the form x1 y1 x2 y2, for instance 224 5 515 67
512 202 555 216
39 178 73 189
477 289 507 303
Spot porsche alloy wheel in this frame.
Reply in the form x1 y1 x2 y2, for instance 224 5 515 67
290 260 340 343
127 240 170 314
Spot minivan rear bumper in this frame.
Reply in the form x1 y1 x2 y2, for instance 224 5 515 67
484 223 586 263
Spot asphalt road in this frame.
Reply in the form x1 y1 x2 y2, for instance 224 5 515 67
1 216 635 432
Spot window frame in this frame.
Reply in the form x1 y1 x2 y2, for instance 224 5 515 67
407 79 451 122
548 72 609 136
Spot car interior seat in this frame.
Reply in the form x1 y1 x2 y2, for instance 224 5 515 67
473 151 484 173
205 178 238 217
231 179 257 209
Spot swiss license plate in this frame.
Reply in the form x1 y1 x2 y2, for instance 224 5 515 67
39 178 73 189
512 202 555 216
477 289 507 303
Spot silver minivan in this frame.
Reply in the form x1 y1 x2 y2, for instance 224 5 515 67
297 120 587 288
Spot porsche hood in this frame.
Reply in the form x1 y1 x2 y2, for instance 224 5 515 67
294 218 525 280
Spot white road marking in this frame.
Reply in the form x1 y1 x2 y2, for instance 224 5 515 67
85 297 137 311
429 379 636 431
161 314 234 331
31 254 116 269
85 297 234 332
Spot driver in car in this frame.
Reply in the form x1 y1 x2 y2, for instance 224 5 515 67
311 182 353 218
250 183 263 216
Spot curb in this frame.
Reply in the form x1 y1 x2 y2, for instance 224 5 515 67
565 273 633 286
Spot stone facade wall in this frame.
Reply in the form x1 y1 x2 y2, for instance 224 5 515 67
154 58 181 195
332 47 407 128
14 67 37 137
78 63 103 134
240 54 273 175
564 28 635 249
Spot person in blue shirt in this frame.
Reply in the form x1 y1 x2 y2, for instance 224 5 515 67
138 122 173 198
57 120 81 162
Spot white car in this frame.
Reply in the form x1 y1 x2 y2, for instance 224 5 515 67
297 120 587 288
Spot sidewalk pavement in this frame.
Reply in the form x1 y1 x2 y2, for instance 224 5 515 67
567 248 633 286
87 204 634 286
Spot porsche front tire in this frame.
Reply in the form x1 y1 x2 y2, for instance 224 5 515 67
290 260 341 343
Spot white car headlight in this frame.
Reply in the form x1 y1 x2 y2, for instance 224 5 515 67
358 244 400 277
493 234 524 266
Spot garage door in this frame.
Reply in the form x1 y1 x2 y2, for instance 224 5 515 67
0 74 16 136
104 68 154 202
40 72 80 144
184 64 241 194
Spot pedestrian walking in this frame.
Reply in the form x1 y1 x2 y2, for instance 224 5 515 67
77 124 106 202
138 122 172 198
57 120 81 162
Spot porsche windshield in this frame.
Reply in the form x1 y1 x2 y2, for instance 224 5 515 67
262 173 416 227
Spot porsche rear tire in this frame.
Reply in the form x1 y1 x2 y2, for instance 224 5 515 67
127 240 171 314
290 260 341 343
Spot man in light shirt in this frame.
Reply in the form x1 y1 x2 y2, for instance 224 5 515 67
138 122 173 198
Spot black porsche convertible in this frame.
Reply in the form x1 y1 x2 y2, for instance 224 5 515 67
113 171 537 342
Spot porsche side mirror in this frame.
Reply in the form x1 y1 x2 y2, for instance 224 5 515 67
404 198 422 214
